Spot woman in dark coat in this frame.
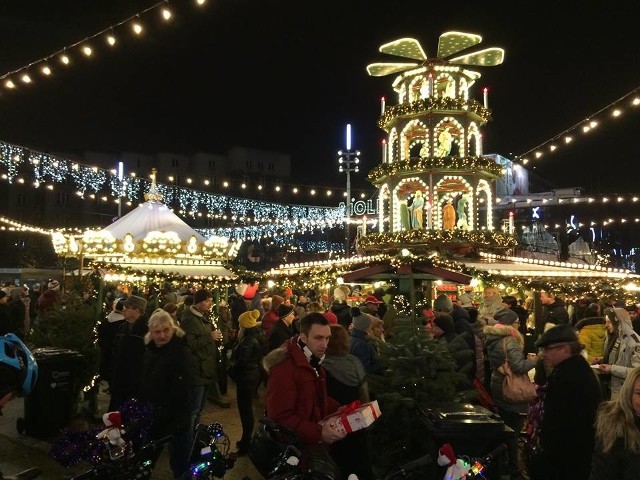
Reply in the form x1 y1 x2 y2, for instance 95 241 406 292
232 309 265 454
139 309 193 479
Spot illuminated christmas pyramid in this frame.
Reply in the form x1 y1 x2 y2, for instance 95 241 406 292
360 32 516 255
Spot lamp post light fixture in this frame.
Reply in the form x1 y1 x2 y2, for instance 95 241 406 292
117 161 125 219
338 124 360 256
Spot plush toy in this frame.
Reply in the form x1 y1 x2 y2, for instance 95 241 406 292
96 411 126 447
437 443 468 480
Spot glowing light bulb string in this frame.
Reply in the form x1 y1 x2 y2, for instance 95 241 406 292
0 1 170 84
515 85 640 164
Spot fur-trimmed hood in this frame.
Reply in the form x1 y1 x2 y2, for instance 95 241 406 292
483 323 524 347
263 335 297 372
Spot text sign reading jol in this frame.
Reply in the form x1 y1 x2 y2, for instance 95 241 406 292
338 199 378 216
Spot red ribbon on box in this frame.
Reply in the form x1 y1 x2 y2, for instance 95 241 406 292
332 400 379 434
340 400 361 415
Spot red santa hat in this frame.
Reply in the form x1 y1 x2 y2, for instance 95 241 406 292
437 443 456 467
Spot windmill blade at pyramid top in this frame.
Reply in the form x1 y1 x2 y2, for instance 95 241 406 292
437 31 482 58
379 38 427 61
449 47 505 66
366 62 420 77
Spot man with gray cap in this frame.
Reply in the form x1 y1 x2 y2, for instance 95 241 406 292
109 294 148 411
349 307 381 374
527 324 601 480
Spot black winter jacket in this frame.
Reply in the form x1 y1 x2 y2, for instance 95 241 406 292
529 355 601 480
111 316 148 401
139 335 193 438
233 326 265 386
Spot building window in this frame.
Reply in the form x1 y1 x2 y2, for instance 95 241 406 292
268 162 274 171
171 158 179 168
258 162 264 170
209 160 215 169
16 193 27 205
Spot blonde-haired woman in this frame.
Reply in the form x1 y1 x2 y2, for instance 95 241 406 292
590 366 640 479
139 309 193 478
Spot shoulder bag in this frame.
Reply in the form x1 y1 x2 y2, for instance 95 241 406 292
497 338 536 403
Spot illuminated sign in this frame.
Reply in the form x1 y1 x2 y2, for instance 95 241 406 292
338 199 378 216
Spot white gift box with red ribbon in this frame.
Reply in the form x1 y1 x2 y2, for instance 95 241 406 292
324 400 381 436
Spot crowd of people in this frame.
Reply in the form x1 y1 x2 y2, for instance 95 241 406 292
1 279 640 479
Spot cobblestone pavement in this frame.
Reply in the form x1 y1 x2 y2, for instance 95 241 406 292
0 380 264 480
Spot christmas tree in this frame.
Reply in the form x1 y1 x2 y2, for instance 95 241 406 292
367 298 474 474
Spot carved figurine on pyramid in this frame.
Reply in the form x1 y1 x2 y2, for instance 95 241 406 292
443 199 456 231
456 193 469 230
411 190 425 229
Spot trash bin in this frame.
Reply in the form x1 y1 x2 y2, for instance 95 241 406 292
419 402 515 480
17 347 84 439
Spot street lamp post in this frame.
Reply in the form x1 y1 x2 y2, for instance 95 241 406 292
117 161 124 218
338 124 360 256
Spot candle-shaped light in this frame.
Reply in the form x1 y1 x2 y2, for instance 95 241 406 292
429 73 434 97
380 96 385 115
382 139 387 163
483 87 489 109
346 124 352 150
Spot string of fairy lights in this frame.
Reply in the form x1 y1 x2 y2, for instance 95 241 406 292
0 0 210 94
515 86 640 165
0 140 349 232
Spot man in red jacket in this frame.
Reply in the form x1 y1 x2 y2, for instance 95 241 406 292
263 313 344 460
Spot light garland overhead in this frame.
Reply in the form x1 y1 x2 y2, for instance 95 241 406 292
0 140 345 227
515 86 640 165
0 0 210 94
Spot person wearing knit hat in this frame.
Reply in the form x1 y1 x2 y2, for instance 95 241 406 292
230 306 265 456
267 304 296 353
432 315 456 341
351 308 372 332
361 295 382 318
322 311 338 325
239 309 261 330
597 307 640 399
458 293 473 308
484 303 538 479
349 307 381 373
493 306 519 326
261 295 284 340
181 286 229 414
193 289 212 306
433 294 454 313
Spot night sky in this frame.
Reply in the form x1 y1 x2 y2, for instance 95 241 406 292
0 1 639 193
